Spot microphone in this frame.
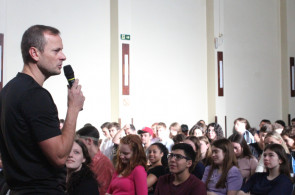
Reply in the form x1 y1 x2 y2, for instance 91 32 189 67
63 65 75 88
63 65 83 111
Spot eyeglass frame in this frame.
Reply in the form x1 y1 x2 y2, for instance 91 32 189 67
167 153 191 161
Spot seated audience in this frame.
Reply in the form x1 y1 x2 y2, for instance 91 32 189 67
169 122 181 139
155 122 174 152
151 123 159 139
172 134 186 144
234 118 255 144
107 135 147 195
66 140 99 195
189 124 204 137
198 136 213 166
202 139 243 195
108 122 121 164
228 133 258 182
281 127 295 158
100 122 113 160
206 123 224 143
138 127 154 152
76 125 114 195
275 119 286 128
180 124 189 136
254 119 271 143
249 123 273 160
184 136 205 180
273 122 284 134
155 143 206 195
238 144 293 195
112 124 136 145
256 131 294 173
147 143 169 194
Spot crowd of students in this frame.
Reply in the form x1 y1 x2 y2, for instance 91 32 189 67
2 118 295 195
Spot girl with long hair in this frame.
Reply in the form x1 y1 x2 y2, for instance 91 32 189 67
206 123 224 143
281 127 295 158
198 136 213 166
66 140 99 195
202 139 243 195
199 136 213 166
107 134 147 195
228 133 258 182
255 131 294 173
147 143 169 194
238 144 293 195
184 136 205 179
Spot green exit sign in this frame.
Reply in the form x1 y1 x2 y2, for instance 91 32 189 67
121 34 130 40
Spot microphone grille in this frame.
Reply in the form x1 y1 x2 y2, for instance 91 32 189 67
63 65 74 78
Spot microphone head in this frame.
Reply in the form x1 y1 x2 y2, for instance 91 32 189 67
63 65 74 79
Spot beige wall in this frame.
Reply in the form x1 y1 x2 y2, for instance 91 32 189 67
0 0 294 135
1 0 111 129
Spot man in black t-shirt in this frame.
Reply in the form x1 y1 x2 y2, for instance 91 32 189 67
0 25 85 194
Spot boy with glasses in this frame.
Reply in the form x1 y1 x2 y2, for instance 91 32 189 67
154 143 206 194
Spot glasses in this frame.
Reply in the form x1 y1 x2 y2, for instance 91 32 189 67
167 153 191 161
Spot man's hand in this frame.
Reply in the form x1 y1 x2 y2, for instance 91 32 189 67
68 79 85 111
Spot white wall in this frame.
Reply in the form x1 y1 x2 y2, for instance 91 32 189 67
223 0 282 133
1 0 294 135
128 0 208 128
2 0 111 130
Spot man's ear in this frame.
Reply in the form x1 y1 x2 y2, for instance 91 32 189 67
186 160 193 168
28 47 40 61
86 138 93 145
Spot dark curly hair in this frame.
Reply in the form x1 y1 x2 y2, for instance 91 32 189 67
206 123 224 142
149 142 169 168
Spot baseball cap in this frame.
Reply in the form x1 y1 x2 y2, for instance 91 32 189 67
137 127 153 136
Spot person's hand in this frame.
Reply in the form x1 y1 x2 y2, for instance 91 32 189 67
68 79 85 111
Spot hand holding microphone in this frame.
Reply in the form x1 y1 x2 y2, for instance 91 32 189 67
63 65 85 111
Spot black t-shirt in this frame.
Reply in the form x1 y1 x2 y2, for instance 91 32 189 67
147 165 168 194
0 73 63 193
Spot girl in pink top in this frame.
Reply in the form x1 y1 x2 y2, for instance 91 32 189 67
107 134 148 195
228 133 258 182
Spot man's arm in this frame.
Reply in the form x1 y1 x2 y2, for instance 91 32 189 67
39 80 85 167
112 126 125 145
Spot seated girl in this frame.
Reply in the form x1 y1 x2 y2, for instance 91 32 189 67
255 131 294 173
238 144 293 195
107 134 147 195
281 127 295 159
147 143 169 194
66 140 99 195
206 123 224 143
228 133 258 183
202 139 243 195
184 136 205 179
199 136 213 166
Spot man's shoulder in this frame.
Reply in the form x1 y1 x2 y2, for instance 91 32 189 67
92 151 114 168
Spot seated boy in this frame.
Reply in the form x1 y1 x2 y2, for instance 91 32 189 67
154 143 206 195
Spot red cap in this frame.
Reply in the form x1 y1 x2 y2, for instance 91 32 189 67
137 127 153 136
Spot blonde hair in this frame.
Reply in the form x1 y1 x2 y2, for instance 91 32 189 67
265 131 290 154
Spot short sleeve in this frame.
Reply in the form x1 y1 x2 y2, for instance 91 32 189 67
240 173 258 193
269 175 293 195
148 166 166 178
21 88 61 142
201 166 210 183
227 166 243 191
